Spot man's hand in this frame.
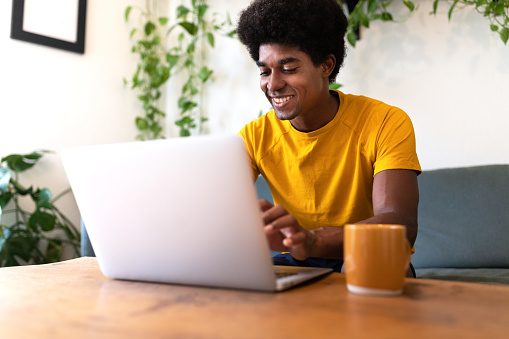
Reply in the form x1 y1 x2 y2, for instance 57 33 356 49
259 199 315 260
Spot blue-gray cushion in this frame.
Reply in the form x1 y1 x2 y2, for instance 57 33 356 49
81 219 95 257
416 268 509 285
412 165 509 269
255 175 273 203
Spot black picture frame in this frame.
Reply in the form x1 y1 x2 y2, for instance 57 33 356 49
10 0 87 54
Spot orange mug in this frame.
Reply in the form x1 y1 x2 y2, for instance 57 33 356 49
344 224 411 296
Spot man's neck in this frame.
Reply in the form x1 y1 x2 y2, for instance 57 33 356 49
290 91 340 133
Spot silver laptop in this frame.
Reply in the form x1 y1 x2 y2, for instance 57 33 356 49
61 134 332 292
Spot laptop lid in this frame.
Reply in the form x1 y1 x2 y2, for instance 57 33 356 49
61 134 331 292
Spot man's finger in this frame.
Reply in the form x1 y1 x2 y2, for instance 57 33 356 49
262 204 289 225
282 231 305 247
259 199 273 212
269 213 299 232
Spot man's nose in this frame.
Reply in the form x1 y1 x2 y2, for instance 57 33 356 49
267 73 285 93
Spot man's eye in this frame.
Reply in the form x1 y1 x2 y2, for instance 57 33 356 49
283 68 297 74
259 71 270 76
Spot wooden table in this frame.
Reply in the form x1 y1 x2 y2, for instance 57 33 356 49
1 257 508 338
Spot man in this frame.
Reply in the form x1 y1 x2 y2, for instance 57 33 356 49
236 0 421 276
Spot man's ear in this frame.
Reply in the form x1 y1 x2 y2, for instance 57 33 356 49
321 54 336 78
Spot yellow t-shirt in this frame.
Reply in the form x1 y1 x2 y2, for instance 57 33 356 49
238 90 421 230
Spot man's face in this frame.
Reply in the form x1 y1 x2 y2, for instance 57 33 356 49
257 43 328 124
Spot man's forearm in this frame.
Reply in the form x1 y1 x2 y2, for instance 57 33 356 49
308 212 417 260
309 226 345 259
357 212 418 246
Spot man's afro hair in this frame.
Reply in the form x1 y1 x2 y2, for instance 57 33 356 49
237 0 348 83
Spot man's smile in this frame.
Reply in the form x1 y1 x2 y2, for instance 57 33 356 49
272 95 294 106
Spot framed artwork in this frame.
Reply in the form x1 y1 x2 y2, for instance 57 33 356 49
10 0 87 54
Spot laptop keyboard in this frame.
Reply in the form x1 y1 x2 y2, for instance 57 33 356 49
275 271 299 279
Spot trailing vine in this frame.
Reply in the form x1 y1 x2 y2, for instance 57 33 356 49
125 0 235 139
432 0 509 45
125 1 168 140
345 0 417 47
345 0 508 46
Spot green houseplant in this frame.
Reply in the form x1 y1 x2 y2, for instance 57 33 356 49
0 151 80 267
125 0 235 139
345 0 508 46
345 0 417 47
432 0 509 44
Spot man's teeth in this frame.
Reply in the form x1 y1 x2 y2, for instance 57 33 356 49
273 96 292 104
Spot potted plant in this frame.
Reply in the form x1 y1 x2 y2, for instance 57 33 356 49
0 151 80 267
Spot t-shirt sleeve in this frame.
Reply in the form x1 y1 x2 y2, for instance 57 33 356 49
238 125 261 181
372 107 421 176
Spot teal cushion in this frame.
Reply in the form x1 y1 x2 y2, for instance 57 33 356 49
255 175 273 203
416 268 509 285
412 165 509 269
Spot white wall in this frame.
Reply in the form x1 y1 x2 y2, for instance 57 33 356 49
1 0 145 229
1 0 508 235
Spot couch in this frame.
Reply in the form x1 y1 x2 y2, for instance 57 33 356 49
82 165 509 284
411 164 509 284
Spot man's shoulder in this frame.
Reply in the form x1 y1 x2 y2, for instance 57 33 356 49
238 111 292 162
240 110 290 139
338 91 408 128
339 91 396 114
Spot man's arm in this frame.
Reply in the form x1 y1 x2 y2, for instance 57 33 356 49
262 169 419 260
363 169 419 245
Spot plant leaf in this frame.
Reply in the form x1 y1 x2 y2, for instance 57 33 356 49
158 17 169 26
381 12 393 21
403 0 415 11
166 54 180 68
136 117 149 130
0 192 13 209
2 152 44 172
432 0 439 14
125 6 132 22
197 4 209 19
36 188 52 206
145 21 156 36
329 83 343 90
37 212 57 232
176 5 190 19
448 0 460 21
130 28 137 39
347 32 357 47
179 22 198 35
29 210 56 232
179 101 198 113
198 67 213 82
207 32 215 47
367 0 377 14
360 13 370 28
500 27 509 45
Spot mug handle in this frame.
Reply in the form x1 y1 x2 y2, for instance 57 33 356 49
404 240 411 271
